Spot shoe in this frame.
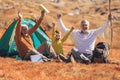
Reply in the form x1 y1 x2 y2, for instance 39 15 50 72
42 58 51 62
66 52 72 58
53 55 61 62
50 54 57 59
59 54 71 63
80 54 91 64
42 55 51 62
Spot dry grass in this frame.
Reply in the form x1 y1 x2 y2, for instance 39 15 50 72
0 0 120 80
0 48 120 80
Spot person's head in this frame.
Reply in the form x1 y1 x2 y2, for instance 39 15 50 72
55 30 61 41
80 20 90 33
21 24 28 37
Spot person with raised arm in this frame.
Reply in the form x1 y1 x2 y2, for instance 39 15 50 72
14 10 57 61
51 22 74 55
57 14 112 63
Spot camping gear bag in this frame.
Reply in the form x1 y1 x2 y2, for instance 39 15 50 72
92 42 110 63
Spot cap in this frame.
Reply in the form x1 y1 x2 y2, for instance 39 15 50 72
21 24 28 29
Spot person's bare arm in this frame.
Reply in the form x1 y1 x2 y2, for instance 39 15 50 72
15 12 22 38
28 11 45 35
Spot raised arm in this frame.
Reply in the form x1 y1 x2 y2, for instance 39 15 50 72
57 14 70 33
61 26 74 42
94 14 112 35
15 11 22 39
51 22 56 41
28 11 45 35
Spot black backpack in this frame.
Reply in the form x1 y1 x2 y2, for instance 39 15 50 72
92 42 110 63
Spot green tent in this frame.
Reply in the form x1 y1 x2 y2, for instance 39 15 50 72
0 18 51 57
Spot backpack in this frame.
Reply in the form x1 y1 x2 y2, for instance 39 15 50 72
92 42 110 63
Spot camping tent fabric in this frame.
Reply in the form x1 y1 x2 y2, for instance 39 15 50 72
0 18 51 57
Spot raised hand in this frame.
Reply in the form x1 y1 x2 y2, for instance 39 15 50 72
57 14 62 19
52 22 55 27
108 13 112 21
41 10 45 17
18 11 23 20
71 25 75 30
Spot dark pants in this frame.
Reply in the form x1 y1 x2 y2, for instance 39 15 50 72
71 48 93 63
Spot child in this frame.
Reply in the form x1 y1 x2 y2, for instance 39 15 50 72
51 23 74 55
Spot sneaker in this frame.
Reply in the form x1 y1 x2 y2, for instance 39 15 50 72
80 54 91 64
66 52 72 58
50 54 57 59
53 55 61 62
59 54 71 63
42 58 51 62
42 55 51 62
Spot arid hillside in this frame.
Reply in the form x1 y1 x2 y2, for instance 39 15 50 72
0 0 120 80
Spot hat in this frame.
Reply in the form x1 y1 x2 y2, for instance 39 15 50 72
21 24 28 29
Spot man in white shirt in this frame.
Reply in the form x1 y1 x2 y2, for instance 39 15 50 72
57 14 112 63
